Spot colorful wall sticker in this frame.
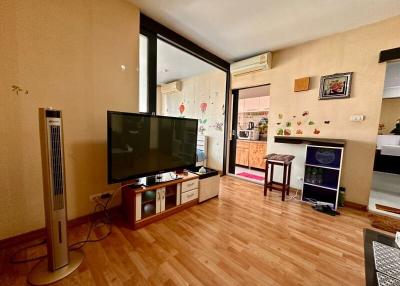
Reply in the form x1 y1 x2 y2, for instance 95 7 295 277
313 128 321 135
296 129 303 135
179 103 185 115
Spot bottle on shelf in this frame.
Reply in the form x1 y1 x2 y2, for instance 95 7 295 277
316 168 323 185
310 168 317 184
305 167 311 183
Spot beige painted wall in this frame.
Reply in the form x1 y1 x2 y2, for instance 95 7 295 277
0 0 139 239
232 16 400 205
379 98 400 134
159 70 227 170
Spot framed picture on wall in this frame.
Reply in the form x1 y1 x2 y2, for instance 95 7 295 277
319 72 353 100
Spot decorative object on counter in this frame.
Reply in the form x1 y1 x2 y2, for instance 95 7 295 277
378 123 385 135
294 77 310 92
319 72 353 100
263 153 295 201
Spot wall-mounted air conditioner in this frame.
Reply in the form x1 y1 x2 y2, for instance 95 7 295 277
160 81 182 94
230 52 272 76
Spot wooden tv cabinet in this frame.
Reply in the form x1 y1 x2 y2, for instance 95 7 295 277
121 173 199 229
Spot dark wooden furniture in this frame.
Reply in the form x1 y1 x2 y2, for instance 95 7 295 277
274 135 346 147
263 154 295 201
364 228 397 286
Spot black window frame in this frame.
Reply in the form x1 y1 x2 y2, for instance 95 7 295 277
140 13 231 174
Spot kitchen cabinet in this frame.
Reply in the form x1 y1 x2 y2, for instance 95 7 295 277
236 140 250 166
249 141 267 169
243 97 259 112
259 96 270 111
235 140 267 169
241 96 270 112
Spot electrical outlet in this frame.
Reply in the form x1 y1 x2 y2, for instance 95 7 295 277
89 191 113 202
350 115 365 122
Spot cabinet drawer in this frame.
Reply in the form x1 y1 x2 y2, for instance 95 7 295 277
237 140 250 149
181 188 198 204
182 179 199 193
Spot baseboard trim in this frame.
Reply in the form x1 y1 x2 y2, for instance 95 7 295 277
0 206 121 249
344 201 368 211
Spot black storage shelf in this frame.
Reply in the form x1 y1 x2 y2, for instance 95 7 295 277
302 145 344 210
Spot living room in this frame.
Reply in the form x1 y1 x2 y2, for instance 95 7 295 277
1 1 400 285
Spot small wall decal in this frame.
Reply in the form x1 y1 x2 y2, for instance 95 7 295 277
296 129 303 135
200 102 208 113
284 129 291 135
277 122 282 125
199 125 206 135
11 85 29 96
302 111 309 117
324 121 331 124
278 114 283 119
211 122 224 131
285 122 292 127
308 120 315 125
297 121 302 126
277 128 284 135
313 128 321 135
179 103 185 114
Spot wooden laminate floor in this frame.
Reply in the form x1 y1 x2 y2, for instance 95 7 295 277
1 176 373 285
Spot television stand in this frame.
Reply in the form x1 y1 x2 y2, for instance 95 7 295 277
122 172 199 229
139 172 182 187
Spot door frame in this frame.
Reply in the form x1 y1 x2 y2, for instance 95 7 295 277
227 84 271 181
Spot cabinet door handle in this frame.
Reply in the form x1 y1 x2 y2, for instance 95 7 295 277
162 189 165 200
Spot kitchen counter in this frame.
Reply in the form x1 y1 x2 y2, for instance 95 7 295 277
274 136 345 147
237 138 267 142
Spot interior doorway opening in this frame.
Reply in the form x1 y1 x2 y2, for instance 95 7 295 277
228 84 270 184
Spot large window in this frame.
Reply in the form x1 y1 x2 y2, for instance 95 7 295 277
139 34 148 113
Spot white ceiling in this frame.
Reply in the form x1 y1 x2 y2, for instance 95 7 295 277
156 39 216 84
130 0 400 62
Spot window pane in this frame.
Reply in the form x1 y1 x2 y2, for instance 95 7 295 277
139 34 148 112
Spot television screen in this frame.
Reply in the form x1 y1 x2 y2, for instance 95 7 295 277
107 111 198 183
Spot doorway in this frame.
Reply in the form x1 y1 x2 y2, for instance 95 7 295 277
228 85 270 184
368 60 400 218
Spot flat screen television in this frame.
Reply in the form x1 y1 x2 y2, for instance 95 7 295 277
107 111 198 184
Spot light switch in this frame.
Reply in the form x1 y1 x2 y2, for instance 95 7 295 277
350 115 365 122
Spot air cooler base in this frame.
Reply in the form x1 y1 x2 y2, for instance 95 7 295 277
28 250 84 285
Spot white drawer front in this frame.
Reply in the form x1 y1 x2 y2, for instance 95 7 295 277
199 176 220 203
181 188 198 204
182 179 199 193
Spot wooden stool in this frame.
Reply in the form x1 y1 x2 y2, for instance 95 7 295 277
263 153 295 201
